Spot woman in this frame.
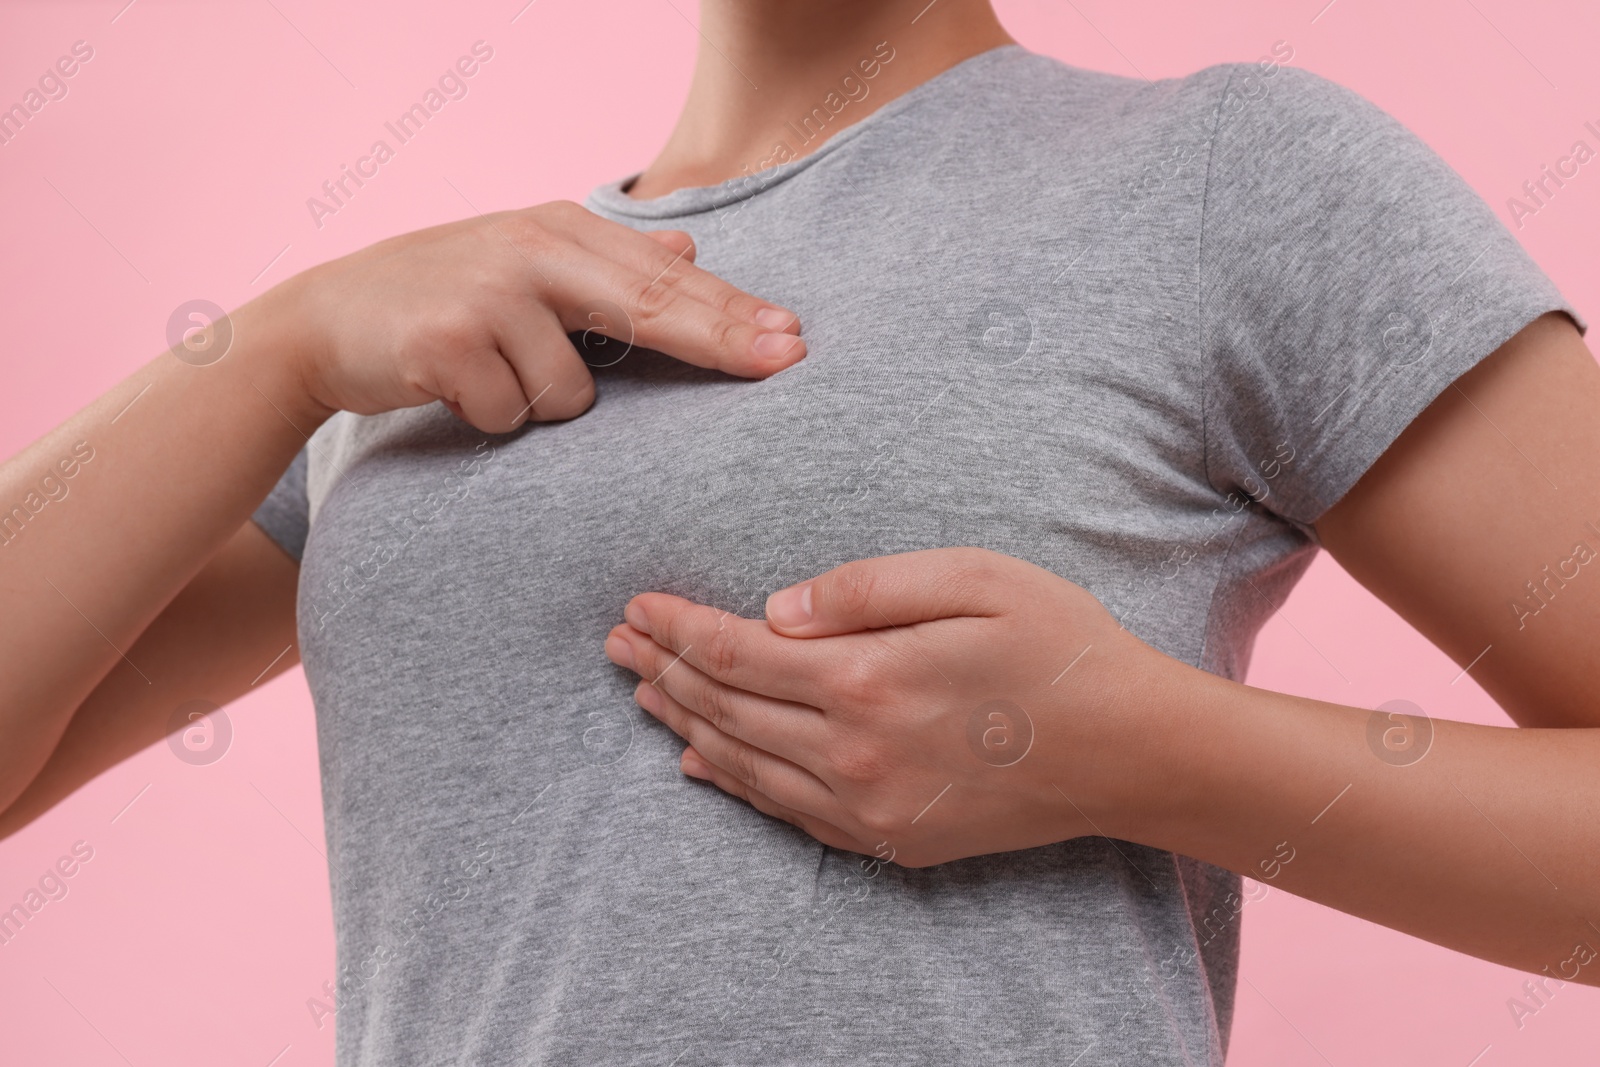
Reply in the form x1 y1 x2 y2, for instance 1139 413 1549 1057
3 1 1596 1063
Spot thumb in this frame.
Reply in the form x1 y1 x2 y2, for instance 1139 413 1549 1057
764 548 1009 637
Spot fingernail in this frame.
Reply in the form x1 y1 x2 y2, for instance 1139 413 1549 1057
753 332 802 360
682 750 711 779
754 307 797 331
624 602 647 631
765 583 812 628
635 682 661 714
605 635 636 671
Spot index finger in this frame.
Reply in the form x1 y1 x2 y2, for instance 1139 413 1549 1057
550 213 802 337
634 229 803 336
551 246 808 379
501 203 806 378
622 593 832 707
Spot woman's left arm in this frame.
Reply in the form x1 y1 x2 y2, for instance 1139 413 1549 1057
605 310 1600 984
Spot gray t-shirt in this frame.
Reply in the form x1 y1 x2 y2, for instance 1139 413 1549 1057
251 44 1583 1066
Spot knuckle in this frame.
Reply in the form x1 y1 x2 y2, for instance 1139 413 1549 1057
708 314 744 356
714 288 755 320
726 740 759 789
831 565 880 620
422 307 481 354
854 802 900 841
495 211 550 254
699 620 742 679
537 198 585 224
833 736 889 788
828 649 887 710
396 359 435 397
516 218 559 259
623 275 675 321
693 678 736 736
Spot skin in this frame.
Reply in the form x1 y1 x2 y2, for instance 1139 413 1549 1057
0 2 1002 832
625 1 1015 198
0 201 807 832
4 0 1592 1014
616 0 1600 987
0 1 1010 832
606 309 1600 986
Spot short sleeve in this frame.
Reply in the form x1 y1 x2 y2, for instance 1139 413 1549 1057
251 445 310 562
1199 63 1586 535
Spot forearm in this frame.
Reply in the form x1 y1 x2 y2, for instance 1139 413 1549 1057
1127 663 1600 983
0 286 329 806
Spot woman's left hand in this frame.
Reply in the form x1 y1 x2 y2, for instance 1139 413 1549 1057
604 547 1184 868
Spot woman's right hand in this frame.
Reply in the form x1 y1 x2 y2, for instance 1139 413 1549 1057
0 204 803 839
263 199 806 432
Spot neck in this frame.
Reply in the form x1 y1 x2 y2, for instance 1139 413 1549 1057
626 0 1015 199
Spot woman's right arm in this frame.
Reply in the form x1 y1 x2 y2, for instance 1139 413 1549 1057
0 201 806 836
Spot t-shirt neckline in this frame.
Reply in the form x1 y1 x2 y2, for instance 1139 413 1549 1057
585 42 1028 220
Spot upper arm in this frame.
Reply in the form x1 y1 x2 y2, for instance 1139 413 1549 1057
1314 311 1600 728
0 519 301 840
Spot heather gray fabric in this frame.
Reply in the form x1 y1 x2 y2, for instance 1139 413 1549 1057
251 44 1584 1066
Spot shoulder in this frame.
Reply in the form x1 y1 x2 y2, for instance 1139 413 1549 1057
1182 58 1423 174
1185 54 1373 116
1004 48 1404 163
1003 44 1394 129
1172 57 1485 238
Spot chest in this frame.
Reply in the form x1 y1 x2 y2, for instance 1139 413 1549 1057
298 148 1232 675
298 280 1213 662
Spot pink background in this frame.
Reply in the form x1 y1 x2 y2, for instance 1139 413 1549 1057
2 1 1597 1063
